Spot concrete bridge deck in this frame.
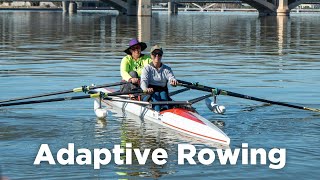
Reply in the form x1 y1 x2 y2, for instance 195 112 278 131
1 0 320 16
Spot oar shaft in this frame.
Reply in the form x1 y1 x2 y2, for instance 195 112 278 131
105 97 150 105
189 94 212 104
0 89 145 107
104 90 144 96
178 80 320 113
0 82 126 104
105 97 192 106
151 101 191 105
169 87 190 96
0 95 92 107
182 84 304 110
0 89 71 103
222 91 305 110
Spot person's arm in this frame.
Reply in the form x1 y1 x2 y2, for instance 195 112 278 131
141 66 154 94
140 66 149 91
120 56 132 81
166 66 178 86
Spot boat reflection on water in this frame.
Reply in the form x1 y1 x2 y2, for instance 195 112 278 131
94 105 229 178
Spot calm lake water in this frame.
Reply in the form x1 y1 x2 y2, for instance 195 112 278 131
0 11 320 179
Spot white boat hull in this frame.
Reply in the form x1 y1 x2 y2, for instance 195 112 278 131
94 88 230 145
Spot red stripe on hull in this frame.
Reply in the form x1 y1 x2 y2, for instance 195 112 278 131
160 108 205 125
163 121 228 144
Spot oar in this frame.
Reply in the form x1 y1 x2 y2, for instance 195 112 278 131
0 90 144 107
189 94 212 104
169 87 190 96
105 97 192 106
178 79 320 113
104 88 203 106
0 81 126 104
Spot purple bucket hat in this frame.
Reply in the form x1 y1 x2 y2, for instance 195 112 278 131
124 39 147 54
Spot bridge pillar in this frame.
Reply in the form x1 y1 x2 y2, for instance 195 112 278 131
276 0 289 16
69 2 77 14
127 0 137 16
138 16 151 43
62 1 70 13
137 0 151 16
168 1 178 15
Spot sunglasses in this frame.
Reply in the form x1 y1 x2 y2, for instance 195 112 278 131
131 45 141 51
152 51 163 57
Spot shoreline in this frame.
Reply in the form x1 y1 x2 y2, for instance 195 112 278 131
0 7 115 11
0 7 319 13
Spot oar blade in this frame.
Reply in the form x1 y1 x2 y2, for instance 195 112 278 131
304 107 320 113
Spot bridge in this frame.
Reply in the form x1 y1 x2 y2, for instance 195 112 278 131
2 0 320 16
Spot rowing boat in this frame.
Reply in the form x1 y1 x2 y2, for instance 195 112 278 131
1 78 319 149
93 87 230 146
1 80 318 147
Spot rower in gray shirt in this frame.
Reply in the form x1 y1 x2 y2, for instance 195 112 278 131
140 63 176 91
140 45 178 111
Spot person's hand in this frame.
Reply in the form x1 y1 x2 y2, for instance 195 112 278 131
170 79 178 87
130 78 139 84
145 88 154 94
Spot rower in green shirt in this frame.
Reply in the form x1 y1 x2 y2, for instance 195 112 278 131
120 39 152 92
